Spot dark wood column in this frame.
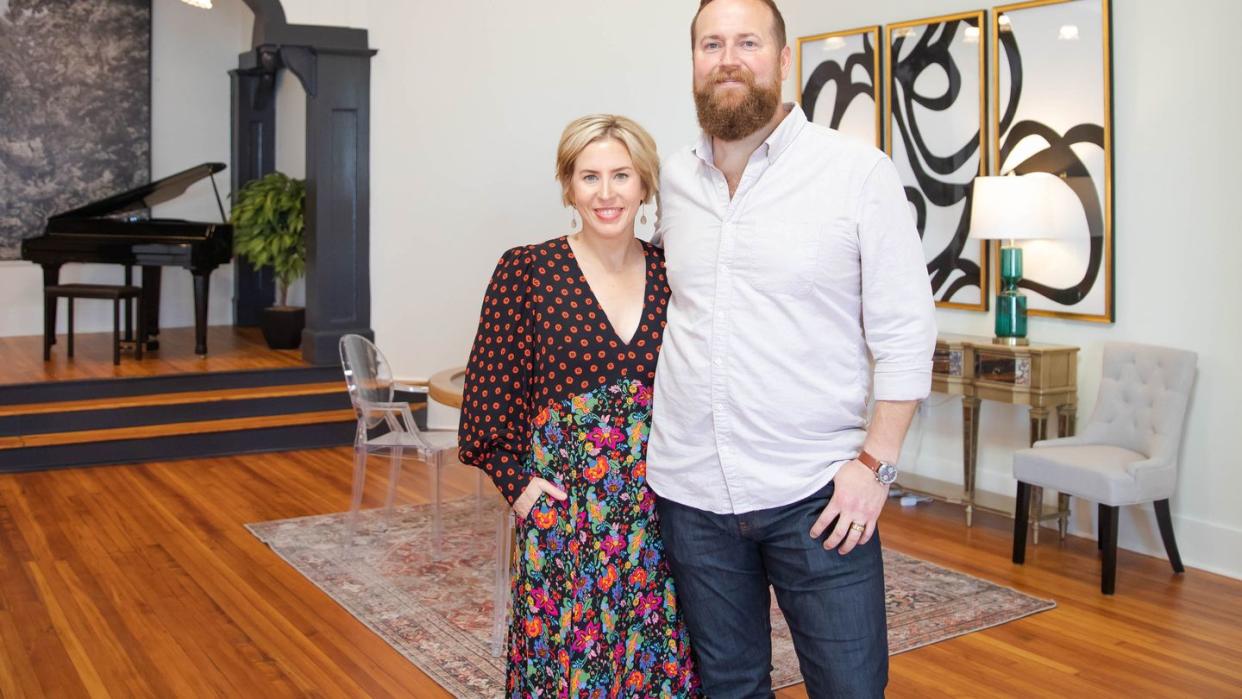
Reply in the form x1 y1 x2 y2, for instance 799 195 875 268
230 1 376 365
229 49 278 327
293 46 378 364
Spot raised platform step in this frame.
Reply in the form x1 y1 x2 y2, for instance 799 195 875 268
0 410 359 472
0 326 386 471
0 382 361 437
0 360 373 472
0 364 344 406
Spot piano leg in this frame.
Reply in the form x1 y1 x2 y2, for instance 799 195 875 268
193 271 210 355
42 264 61 346
124 265 134 342
141 266 161 350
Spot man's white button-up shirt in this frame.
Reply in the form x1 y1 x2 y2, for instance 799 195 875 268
647 105 937 515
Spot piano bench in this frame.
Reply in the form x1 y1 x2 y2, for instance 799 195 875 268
44 284 145 366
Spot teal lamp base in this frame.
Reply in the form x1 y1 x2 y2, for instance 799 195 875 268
993 245 1029 346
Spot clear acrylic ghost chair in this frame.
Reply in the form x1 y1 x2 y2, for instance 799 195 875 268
339 334 473 553
491 508 515 657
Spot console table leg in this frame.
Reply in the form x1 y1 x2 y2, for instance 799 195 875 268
1028 408 1050 545
1031 485 1044 545
1058 492 1071 540
962 396 981 527
1059 404 1078 438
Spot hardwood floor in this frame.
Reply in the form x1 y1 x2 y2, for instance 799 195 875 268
0 448 1238 698
0 326 305 384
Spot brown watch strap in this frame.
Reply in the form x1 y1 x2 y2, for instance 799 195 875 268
857 450 882 472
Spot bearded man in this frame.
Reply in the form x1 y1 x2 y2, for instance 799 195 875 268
646 0 937 696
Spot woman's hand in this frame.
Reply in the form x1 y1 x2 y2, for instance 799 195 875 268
512 477 568 519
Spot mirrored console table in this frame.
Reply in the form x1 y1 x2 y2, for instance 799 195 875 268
897 334 1079 542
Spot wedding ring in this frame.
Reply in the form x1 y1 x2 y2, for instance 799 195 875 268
849 522 866 534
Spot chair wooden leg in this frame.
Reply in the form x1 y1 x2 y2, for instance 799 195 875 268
134 296 145 361
67 298 75 357
112 299 121 365
1013 481 1030 564
1101 504 1119 594
1153 499 1185 574
1098 503 1106 550
124 265 134 342
43 294 54 361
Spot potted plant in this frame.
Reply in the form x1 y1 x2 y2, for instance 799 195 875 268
231 171 307 349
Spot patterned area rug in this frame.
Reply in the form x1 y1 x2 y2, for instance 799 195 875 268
248 499 1054 698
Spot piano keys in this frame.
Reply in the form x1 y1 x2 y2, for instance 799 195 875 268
21 163 233 355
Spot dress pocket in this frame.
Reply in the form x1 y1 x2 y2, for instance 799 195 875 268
733 221 823 297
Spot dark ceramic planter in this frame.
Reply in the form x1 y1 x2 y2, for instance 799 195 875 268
261 306 305 349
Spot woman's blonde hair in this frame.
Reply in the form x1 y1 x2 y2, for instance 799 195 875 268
555 114 659 207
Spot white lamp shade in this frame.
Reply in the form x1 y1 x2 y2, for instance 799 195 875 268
968 173 1063 241
180 0 213 8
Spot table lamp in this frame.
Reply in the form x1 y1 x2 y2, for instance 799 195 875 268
968 173 1063 346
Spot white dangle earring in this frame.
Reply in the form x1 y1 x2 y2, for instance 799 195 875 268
570 204 578 230
640 203 648 226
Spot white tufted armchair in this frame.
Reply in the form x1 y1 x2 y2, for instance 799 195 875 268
1011 342 1197 594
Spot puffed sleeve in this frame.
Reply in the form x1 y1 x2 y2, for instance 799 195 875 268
458 246 536 505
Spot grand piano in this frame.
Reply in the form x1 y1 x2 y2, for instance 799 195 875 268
21 163 233 356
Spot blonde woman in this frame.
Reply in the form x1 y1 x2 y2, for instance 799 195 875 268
459 115 700 697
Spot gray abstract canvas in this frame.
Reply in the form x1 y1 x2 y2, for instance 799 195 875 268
0 0 150 260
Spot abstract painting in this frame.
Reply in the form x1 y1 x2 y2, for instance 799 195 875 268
797 26 882 148
886 11 989 311
993 0 1114 322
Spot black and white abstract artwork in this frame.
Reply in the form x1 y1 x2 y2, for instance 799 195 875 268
0 0 151 260
886 11 989 311
797 26 881 148
994 0 1113 322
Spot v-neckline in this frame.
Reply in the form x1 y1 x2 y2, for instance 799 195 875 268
563 236 650 348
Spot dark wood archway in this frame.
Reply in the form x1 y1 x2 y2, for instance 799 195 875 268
230 0 376 365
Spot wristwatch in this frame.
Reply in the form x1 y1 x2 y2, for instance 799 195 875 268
857 450 899 486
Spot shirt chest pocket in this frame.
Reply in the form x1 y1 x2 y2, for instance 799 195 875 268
732 222 824 297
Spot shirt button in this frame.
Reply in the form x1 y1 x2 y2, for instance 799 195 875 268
713 358 723 368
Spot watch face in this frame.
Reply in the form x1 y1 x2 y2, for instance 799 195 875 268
876 463 898 485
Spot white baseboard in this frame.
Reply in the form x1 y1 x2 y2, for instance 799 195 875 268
905 456 1242 581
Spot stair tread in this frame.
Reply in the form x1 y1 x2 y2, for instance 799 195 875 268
2 409 359 450
0 382 358 418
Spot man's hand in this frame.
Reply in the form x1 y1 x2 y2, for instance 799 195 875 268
810 460 889 555
512 477 568 519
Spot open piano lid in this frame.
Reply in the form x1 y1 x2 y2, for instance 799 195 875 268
50 162 227 220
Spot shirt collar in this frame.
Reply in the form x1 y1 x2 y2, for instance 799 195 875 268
693 102 808 167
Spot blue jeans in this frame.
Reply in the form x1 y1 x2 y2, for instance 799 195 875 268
657 481 888 698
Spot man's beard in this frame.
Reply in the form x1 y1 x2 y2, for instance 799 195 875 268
693 68 781 142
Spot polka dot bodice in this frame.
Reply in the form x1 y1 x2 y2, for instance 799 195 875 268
459 236 670 504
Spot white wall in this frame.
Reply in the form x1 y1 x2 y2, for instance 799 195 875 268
359 0 695 372
274 0 1242 578
0 0 251 337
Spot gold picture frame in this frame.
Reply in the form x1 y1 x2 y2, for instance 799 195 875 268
885 10 989 312
796 25 883 148
991 0 1114 322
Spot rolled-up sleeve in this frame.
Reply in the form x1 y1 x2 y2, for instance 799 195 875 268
856 156 937 401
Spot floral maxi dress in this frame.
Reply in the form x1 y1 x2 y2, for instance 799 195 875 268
458 237 700 698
